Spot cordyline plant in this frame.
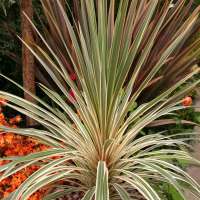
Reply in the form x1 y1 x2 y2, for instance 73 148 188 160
36 0 200 103
1 0 200 199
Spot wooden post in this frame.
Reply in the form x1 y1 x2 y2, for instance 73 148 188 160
20 0 36 126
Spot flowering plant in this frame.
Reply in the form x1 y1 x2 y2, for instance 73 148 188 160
0 102 48 200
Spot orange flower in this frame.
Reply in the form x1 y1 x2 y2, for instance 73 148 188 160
4 133 15 144
15 115 22 123
182 96 192 107
4 148 14 156
3 191 10 198
10 173 26 189
0 98 7 106
36 144 49 152
0 160 9 166
0 113 5 121
9 115 22 124
0 107 49 199
0 135 5 146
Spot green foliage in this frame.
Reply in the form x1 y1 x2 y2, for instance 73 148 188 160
0 0 16 16
154 183 185 200
167 186 184 200
195 0 200 5
1 0 200 199
0 1 21 95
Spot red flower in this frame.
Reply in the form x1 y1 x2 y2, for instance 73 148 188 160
70 73 77 81
182 96 192 107
69 89 76 100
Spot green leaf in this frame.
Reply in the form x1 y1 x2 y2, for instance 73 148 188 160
168 185 184 200
95 161 109 200
113 184 130 200
82 188 95 200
